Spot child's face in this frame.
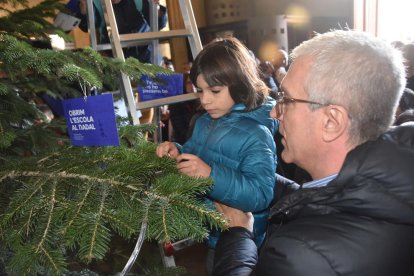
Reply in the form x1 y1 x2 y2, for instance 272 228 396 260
196 74 235 119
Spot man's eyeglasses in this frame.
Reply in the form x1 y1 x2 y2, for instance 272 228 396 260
275 91 328 118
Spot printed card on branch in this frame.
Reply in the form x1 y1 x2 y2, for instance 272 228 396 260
137 73 183 101
63 94 119 146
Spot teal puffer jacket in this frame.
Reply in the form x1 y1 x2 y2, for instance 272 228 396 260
178 97 278 248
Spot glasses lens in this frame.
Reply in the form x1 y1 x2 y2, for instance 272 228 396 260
275 92 284 101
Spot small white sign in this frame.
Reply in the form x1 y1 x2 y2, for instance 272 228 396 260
53 12 81 32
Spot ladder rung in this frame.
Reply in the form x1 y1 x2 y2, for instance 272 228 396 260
136 93 199 110
92 0 203 128
120 29 192 43
95 41 151 51
95 30 193 51
95 43 113 51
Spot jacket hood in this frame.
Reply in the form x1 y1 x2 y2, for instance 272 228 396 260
271 123 414 225
228 96 277 135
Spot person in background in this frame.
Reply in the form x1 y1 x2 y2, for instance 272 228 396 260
394 87 414 125
155 37 278 275
66 0 167 63
395 87 414 117
402 43 414 91
213 30 414 276
168 73 199 144
395 109 414 125
182 61 193 74
158 56 174 141
271 48 289 87
259 61 278 97
391 40 405 50
161 56 175 71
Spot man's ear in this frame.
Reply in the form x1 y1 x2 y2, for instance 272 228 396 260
322 105 349 142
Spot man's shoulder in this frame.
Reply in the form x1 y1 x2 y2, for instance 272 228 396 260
262 211 414 276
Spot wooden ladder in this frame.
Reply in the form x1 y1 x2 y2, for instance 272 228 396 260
85 0 202 126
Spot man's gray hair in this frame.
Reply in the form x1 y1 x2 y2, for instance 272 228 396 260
291 30 406 145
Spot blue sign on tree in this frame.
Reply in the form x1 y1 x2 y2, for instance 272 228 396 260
63 94 120 146
138 73 183 101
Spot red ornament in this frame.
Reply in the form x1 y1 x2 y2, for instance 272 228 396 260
163 242 174 256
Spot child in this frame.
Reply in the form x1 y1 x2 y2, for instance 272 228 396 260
155 37 277 273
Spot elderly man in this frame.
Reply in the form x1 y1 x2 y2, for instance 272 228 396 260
213 30 414 276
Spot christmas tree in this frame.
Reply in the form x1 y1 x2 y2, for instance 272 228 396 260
0 0 224 274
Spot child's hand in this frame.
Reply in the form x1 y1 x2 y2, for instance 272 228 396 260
177 153 211 178
155 142 179 159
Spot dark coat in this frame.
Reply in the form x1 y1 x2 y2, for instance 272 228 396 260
213 123 414 276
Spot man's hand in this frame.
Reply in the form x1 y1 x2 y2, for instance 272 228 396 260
214 202 254 233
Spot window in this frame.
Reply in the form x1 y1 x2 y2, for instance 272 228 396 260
354 0 414 43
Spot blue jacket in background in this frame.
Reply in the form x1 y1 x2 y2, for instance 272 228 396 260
177 97 278 248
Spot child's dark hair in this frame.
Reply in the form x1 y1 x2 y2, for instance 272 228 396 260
189 37 269 111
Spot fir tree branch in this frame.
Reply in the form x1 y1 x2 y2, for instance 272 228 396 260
101 210 136 236
39 245 60 274
1 176 46 225
162 207 170 243
2 170 139 188
26 208 33 237
61 184 92 234
0 130 226 273
0 0 225 273
36 180 56 253
3 170 211 214
86 185 108 262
